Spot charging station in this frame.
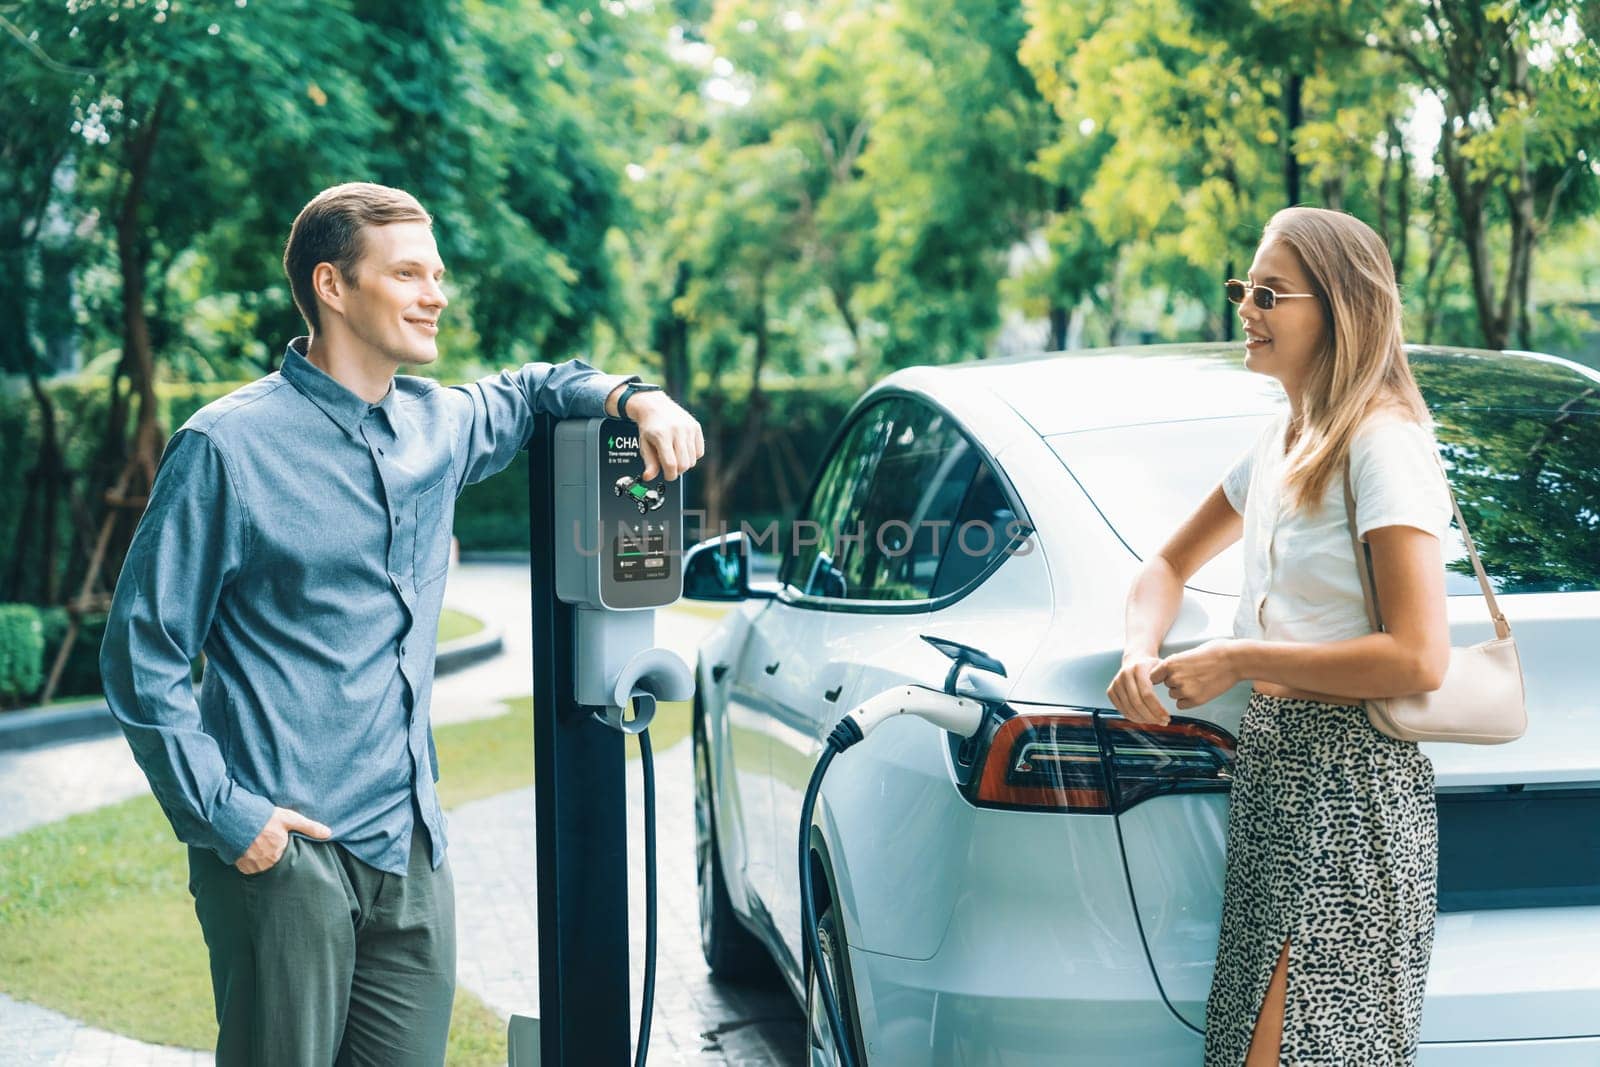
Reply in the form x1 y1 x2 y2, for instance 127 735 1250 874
508 413 693 1067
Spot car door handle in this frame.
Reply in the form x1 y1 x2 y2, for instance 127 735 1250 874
824 685 843 703
764 661 781 675
711 663 729 683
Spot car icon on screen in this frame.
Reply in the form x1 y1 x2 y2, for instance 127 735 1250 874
614 474 667 514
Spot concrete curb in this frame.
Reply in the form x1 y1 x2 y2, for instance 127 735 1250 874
0 621 504 754
435 621 504 675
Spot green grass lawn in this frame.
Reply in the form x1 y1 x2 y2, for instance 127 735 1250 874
0 694 690 1063
665 600 735 623
437 607 487 644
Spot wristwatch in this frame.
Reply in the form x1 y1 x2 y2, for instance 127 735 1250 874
617 381 663 421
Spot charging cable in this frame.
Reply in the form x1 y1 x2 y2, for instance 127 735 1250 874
798 685 988 1067
599 692 659 1067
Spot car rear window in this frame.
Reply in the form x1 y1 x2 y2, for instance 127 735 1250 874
1049 354 1600 597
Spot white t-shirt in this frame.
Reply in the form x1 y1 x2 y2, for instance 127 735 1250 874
1223 412 1452 644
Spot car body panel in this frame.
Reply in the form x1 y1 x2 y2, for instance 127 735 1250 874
694 342 1600 1057
795 543 1058 966
837 786 1195 1062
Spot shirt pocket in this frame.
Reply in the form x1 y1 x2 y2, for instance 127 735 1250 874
413 475 454 590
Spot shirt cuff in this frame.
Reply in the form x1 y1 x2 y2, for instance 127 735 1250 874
209 782 277 865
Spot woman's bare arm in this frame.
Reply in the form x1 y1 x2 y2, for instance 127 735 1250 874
1109 484 1243 722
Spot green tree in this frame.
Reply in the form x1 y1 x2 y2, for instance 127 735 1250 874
857 0 1050 365
1022 0 1285 342
1336 0 1600 349
0 7 86 602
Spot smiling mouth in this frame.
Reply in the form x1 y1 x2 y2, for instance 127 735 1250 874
1244 330 1271 348
406 318 438 333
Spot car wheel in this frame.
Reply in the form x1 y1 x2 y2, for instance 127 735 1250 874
694 708 767 980
806 903 865 1066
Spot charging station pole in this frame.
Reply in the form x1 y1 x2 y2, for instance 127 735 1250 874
525 411 632 1065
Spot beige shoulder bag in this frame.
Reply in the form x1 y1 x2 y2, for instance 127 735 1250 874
1342 453 1527 745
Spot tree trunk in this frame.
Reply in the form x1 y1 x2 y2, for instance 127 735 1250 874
657 260 692 402
116 86 169 450
4 363 67 604
706 273 773 532
83 83 172 588
829 281 862 355
1441 123 1505 348
1500 45 1536 352
1283 72 1302 207
1222 259 1236 343
1048 185 1071 350
1394 121 1410 285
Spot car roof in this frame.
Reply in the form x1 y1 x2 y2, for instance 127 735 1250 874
888 342 1600 438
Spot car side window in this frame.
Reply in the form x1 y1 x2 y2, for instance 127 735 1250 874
930 460 1018 598
840 403 975 600
780 402 894 597
783 396 1015 603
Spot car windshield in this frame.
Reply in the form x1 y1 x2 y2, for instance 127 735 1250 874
1050 352 1600 597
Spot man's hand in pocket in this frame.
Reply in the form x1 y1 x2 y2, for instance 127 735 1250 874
235 807 332 874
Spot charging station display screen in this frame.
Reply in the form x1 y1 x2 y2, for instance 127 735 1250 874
613 522 669 583
599 419 678 604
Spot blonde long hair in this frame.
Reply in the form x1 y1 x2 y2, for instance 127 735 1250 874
1264 207 1432 510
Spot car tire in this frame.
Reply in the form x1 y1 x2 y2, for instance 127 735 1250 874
806 903 867 1066
694 706 768 981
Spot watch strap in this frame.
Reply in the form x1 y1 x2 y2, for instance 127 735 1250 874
618 381 663 420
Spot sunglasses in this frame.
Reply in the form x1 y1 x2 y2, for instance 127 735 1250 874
1225 279 1318 310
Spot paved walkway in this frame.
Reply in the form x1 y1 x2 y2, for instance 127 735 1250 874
0 561 804 1066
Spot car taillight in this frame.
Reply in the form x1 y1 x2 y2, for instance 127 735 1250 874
972 710 1235 814
1099 714 1235 810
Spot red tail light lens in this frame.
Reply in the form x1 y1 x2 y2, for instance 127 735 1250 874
972 710 1235 814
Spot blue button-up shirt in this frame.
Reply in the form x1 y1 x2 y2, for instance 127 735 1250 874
100 338 635 874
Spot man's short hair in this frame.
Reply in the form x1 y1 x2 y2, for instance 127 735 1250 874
283 182 432 332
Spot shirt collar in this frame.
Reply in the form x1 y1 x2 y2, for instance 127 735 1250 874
280 337 397 437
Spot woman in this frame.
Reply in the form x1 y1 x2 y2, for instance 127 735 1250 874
1107 207 1451 1066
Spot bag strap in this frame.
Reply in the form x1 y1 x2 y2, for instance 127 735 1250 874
1341 448 1511 640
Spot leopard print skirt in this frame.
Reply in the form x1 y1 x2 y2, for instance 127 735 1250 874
1202 691 1438 1066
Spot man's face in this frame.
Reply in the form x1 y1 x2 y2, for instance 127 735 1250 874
336 221 448 368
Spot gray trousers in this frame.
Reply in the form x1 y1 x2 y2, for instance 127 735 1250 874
187 825 456 1066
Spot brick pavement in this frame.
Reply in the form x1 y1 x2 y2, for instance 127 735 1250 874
449 736 805 1066
0 994 210 1067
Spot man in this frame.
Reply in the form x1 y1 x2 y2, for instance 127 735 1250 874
100 182 704 1065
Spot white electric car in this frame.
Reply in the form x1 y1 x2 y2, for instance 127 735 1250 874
684 343 1600 1066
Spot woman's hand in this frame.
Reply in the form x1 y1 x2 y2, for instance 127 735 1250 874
1150 640 1241 710
1108 655 1171 725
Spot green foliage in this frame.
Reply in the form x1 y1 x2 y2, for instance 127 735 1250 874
856 0 1052 364
0 604 45 706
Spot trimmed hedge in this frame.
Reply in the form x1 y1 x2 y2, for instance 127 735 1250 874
0 604 44 707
